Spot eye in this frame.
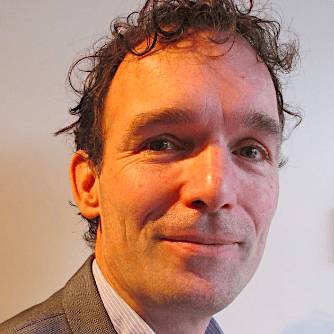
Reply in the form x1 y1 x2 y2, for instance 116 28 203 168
234 144 270 162
142 137 178 152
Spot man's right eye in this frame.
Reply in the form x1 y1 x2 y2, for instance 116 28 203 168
142 137 178 152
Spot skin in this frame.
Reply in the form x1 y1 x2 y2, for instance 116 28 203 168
70 32 280 334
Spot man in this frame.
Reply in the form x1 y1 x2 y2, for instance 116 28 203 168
0 0 300 333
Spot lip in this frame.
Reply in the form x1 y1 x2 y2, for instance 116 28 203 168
161 239 239 257
160 235 240 257
160 235 239 246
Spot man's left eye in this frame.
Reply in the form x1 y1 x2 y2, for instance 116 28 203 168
234 145 270 162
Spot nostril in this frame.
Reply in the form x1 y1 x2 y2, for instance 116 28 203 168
190 198 234 213
192 200 206 209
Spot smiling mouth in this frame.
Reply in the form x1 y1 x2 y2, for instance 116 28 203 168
160 238 240 256
160 237 239 246
163 239 235 246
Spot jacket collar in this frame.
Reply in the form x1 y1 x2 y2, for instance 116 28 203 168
62 255 117 334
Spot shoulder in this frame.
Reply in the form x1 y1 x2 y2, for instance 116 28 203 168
0 289 71 334
0 256 115 334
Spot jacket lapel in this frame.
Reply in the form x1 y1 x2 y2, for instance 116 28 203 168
62 255 117 334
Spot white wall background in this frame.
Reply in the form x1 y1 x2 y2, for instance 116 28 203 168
1 1 333 333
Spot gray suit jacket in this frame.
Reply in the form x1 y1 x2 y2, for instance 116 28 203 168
0 256 117 334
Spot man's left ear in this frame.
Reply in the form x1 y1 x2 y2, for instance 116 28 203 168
69 150 100 220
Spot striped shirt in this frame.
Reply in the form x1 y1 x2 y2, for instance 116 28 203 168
92 260 224 334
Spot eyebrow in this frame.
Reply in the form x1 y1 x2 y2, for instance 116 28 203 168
124 107 194 136
239 111 282 140
121 107 282 145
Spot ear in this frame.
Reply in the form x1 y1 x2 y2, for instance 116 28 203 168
69 150 100 219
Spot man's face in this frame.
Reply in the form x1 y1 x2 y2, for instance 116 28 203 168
95 34 280 317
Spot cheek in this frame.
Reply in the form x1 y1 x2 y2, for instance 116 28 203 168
109 164 180 225
236 171 279 273
239 171 279 235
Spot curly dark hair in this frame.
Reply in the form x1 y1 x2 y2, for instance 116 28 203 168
56 0 301 248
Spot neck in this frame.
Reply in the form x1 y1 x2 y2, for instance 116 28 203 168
142 309 212 334
95 240 212 334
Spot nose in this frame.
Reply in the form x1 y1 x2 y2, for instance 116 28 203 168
181 144 237 214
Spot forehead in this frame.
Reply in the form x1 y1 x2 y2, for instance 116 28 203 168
104 32 278 133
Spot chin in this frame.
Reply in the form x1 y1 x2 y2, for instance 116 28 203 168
152 269 250 316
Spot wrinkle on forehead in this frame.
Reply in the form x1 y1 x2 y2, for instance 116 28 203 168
113 31 270 92
105 30 278 136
